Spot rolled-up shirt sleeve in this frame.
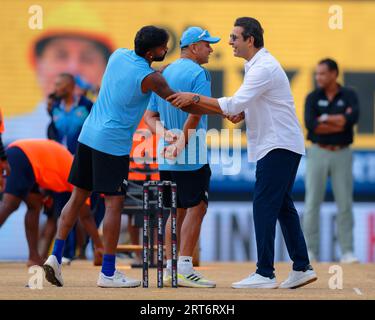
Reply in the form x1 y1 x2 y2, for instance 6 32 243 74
218 66 272 115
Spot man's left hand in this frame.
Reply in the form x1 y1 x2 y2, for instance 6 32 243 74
161 138 185 160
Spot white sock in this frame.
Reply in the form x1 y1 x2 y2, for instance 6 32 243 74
178 256 193 275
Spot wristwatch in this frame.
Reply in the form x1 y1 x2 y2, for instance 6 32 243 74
192 94 200 104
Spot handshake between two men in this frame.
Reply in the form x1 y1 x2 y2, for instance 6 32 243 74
161 92 245 160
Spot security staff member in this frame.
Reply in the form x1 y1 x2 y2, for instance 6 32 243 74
303 58 360 263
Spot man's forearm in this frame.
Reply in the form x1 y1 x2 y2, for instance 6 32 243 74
181 115 202 146
325 114 346 127
144 112 167 136
314 123 345 134
182 96 223 115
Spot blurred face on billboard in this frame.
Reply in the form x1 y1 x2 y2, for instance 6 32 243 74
229 26 251 59
315 63 338 89
35 37 108 96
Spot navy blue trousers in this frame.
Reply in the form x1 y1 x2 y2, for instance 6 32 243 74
253 149 310 278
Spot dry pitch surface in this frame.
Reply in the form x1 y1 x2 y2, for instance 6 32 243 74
0 261 374 300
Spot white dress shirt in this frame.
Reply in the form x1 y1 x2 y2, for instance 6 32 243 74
218 48 305 162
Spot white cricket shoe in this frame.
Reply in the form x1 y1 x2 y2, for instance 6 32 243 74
279 267 317 289
97 270 141 288
232 273 278 289
43 255 64 287
340 252 359 264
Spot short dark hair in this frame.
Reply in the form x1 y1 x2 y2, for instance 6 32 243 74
318 58 339 76
58 73 75 86
134 26 169 57
234 17 264 48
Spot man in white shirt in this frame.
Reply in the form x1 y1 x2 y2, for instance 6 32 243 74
167 17 317 289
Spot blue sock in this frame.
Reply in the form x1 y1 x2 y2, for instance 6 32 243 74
101 254 116 277
52 239 65 264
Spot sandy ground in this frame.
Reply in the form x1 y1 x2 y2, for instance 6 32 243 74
0 260 374 300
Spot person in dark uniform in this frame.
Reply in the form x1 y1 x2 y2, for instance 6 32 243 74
303 58 360 263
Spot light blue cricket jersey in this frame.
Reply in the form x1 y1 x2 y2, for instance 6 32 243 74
147 58 211 171
79 48 154 156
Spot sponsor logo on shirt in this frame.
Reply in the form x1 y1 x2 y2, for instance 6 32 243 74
318 99 329 107
336 99 345 107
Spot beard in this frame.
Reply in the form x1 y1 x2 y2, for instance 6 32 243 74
152 52 167 62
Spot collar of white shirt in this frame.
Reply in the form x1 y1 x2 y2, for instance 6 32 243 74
244 47 267 72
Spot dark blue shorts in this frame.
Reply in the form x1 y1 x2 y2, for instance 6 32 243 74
5 147 39 199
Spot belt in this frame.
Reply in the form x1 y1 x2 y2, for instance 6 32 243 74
317 144 349 151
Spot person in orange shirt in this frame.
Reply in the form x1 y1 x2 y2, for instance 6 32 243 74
129 117 159 182
0 139 103 266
